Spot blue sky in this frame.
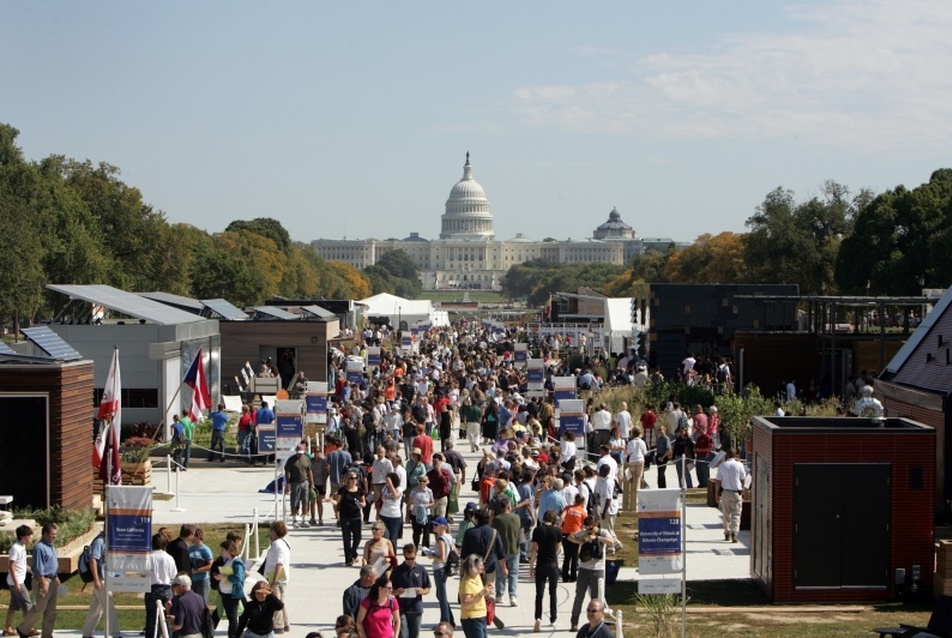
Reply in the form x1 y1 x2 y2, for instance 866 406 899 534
3 1 951 245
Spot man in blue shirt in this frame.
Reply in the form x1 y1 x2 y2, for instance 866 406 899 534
255 402 276 465
210 403 229 462
17 524 58 638
80 531 120 638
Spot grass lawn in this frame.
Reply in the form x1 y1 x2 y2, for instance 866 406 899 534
5 523 272 633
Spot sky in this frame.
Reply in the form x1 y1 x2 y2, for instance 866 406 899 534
3 1 952 246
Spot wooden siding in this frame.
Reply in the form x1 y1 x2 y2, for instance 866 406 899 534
753 420 934 602
0 361 94 510
219 322 335 389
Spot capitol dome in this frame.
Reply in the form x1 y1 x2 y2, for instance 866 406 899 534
593 206 635 240
440 152 494 240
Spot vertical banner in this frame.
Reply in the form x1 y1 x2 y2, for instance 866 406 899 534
346 358 365 386
305 381 328 424
366 347 381 369
553 376 577 403
526 358 545 397
557 398 585 436
401 333 412 349
514 343 528 366
106 485 153 593
637 488 684 593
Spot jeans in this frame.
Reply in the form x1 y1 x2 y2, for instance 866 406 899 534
534 562 559 623
80 584 120 637
144 584 171 638
461 617 487 638
183 439 192 468
238 428 251 461
570 568 603 627
496 553 519 601
433 567 456 626
220 594 242 638
382 515 403 544
210 429 226 461
696 452 712 487
341 516 362 563
400 612 422 638
192 578 210 604
675 458 694 488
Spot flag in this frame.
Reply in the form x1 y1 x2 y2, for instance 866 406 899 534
94 348 122 485
184 348 211 422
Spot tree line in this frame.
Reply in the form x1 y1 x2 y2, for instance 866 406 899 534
503 171 952 302
0 123 420 331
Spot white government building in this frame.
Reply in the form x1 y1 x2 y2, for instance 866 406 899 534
312 153 665 290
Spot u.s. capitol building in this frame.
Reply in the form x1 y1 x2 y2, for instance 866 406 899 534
312 153 663 290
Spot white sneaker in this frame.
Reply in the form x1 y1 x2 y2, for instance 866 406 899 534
533 620 541 633
510 596 518 607
300 520 310 528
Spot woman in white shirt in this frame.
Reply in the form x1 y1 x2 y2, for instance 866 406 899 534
560 432 578 472
265 521 292 633
378 472 404 544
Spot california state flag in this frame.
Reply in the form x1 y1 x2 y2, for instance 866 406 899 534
94 347 122 485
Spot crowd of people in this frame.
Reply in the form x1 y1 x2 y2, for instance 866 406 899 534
5 322 762 638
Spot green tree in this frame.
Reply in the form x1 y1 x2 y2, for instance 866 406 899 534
226 218 292 254
367 249 422 298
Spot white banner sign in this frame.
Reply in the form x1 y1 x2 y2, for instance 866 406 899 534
106 485 153 593
637 488 683 575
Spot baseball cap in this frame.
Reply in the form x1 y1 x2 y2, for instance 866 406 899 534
464 502 478 513
172 574 191 588
296 444 306 453
431 516 449 527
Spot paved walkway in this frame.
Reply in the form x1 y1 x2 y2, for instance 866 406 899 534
62 446 749 637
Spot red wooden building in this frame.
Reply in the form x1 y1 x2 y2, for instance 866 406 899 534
750 416 934 602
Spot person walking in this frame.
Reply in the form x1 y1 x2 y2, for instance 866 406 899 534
490 497 521 607
718 448 747 543
79 529 121 638
285 444 314 528
210 403 229 462
144 532 176 638
529 510 562 632
5 525 33 638
356 575 400 638
335 470 368 566
391 544 431 638
213 539 246 638
623 427 646 512
236 581 285 638
167 575 206 638
567 517 613 632
264 521 291 634
458 556 493 638
429 518 456 628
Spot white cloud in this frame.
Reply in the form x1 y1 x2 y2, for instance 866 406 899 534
509 0 952 152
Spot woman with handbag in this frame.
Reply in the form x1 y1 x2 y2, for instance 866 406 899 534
429 517 456 628
408 476 434 549
334 470 368 566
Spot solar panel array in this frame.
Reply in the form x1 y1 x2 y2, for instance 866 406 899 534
0 341 16 354
202 298 249 321
300 305 336 320
252 306 300 320
21 326 83 361
139 291 205 311
46 284 202 325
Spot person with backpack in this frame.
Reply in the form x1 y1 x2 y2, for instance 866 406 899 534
530 509 563 632
428 517 457 628
79 530 121 638
567 517 613 633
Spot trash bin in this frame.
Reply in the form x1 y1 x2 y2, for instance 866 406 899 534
606 559 623 584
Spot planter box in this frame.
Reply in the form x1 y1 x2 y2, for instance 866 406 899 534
121 459 152 486
0 526 102 576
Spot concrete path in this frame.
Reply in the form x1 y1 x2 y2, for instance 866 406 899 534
61 445 749 637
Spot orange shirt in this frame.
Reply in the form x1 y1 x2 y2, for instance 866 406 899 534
562 504 587 535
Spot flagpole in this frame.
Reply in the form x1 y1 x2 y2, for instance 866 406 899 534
104 452 111 638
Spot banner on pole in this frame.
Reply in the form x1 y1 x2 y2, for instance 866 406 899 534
366 347 381 369
106 485 153 593
557 398 585 436
553 376 576 402
346 358 364 385
305 381 328 424
637 488 683 574
514 343 528 365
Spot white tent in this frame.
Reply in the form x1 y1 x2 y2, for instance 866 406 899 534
604 297 636 354
359 293 447 327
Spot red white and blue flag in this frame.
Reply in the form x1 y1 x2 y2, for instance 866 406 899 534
184 348 211 422
94 347 122 485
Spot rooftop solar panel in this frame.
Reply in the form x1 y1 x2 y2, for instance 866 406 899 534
21 326 84 361
46 284 203 325
252 306 300 320
300 305 336 320
202 298 249 321
139 291 204 311
0 341 16 354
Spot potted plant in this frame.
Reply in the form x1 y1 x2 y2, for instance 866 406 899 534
120 436 154 485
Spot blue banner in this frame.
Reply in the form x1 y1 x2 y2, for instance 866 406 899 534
258 426 276 452
638 515 682 555
527 368 544 383
560 415 585 436
277 414 303 439
555 390 576 402
306 395 327 413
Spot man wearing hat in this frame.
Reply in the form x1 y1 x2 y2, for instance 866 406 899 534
285 443 314 528
167 575 206 638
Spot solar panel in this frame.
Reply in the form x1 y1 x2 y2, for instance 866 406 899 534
300 305 336 320
202 298 249 321
252 306 299 320
139 291 204 312
0 341 16 354
46 284 203 325
21 326 84 361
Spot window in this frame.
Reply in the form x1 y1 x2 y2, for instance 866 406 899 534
93 388 160 409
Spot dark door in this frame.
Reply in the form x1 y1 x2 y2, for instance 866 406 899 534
0 396 49 508
793 463 890 589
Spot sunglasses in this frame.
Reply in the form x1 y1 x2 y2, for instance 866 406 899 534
586 608 601 613
434 633 450 637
